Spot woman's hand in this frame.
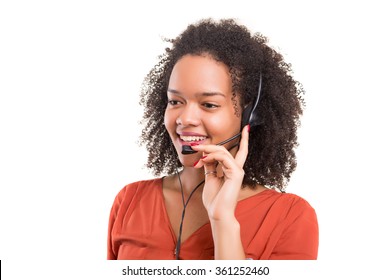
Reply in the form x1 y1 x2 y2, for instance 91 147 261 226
192 125 250 221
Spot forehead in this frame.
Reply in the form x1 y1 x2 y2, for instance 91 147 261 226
168 55 232 96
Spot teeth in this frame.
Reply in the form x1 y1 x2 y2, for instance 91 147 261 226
180 135 207 142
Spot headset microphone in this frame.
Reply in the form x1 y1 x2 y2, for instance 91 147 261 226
181 74 263 155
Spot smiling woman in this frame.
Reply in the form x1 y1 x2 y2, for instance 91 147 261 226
107 18 318 260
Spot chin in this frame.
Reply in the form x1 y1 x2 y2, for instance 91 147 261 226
177 151 200 167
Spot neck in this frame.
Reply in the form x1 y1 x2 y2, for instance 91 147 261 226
177 167 205 195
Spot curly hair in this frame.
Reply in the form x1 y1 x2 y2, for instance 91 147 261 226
139 18 304 192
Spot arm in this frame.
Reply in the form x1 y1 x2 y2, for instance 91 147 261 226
192 125 250 259
107 185 134 260
209 217 246 259
107 214 117 259
107 193 121 260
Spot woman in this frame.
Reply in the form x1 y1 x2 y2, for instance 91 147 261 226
107 18 318 260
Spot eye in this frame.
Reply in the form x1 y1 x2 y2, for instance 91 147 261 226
202 102 220 109
167 99 182 106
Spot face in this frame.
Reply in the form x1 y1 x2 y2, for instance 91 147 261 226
164 54 242 166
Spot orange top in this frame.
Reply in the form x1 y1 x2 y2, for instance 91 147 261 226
107 178 318 260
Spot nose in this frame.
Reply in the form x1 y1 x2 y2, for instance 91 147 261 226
176 103 201 127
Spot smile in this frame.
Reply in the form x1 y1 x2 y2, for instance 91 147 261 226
179 135 207 142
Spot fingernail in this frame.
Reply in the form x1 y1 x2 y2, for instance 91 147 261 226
190 143 199 146
247 125 251 132
193 156 207 167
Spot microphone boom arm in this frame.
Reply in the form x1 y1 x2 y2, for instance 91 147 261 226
181 132 242 154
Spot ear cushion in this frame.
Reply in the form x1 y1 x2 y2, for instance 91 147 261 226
241 74 262 129
241 103 253 129
240 102 261 129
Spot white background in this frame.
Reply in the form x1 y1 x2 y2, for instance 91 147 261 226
1 0 389 279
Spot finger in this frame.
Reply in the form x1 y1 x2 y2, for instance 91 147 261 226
192 142 243 176
190 144 227 154
192 152 218 177
235 125 250 167
201 151 233 168
202 151 244 181
191 145 225 176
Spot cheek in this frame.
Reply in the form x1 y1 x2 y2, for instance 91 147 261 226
207 112 241 136
164 110 175 136
207 118 225 133
163 110 168 126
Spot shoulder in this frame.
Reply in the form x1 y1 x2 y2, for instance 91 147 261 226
278 192 314 210
239 188 317 220
273 191 316 219
250 189 317 222
109 177 163 222
262 191 318 243
270 192 318 237
114 178 163 204
259 191 318 259
110 178 162 214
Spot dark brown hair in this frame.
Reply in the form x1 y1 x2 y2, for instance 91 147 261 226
139 18 304 191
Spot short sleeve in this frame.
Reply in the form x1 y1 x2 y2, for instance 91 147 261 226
107 185 138 260
269 197 319 260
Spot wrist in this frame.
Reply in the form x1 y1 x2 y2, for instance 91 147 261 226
210 216 240 231
210 217 245 260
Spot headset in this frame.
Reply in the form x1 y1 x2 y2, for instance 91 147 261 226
181 74 263 154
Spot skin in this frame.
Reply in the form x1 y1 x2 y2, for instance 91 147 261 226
163 54 266 259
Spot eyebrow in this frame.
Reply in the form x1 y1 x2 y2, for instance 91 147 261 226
167 88 226 97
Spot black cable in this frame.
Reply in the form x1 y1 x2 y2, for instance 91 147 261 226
174 168 204 260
